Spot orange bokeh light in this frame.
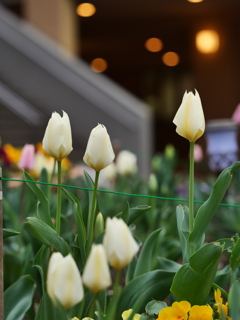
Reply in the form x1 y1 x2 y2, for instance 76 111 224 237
162 52 180 66
76 3 96 17
91 58 108 73
196 30 220 54
145 38 163 52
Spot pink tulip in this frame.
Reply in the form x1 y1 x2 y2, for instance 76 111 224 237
18 144 35 170
232 103 240 124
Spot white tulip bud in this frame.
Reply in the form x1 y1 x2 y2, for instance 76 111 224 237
116 150 137 176
47 253 84 309
43 111 72 161
173 90 205 142
103 217 139 269
82 244 111 292
83 124 115 172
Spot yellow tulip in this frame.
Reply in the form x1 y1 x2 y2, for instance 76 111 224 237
173 90 205 142
42 111 72 160
83 124 115 172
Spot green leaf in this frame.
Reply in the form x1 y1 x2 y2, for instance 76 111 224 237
120 201 130 224
176 205 190 263
133 228 161 278
25 217 71 255
229 279 240 319
3 228 20 239
39 167 49 196
189 162 240 247
230 238 240 271
33 245 51 290
62 188 86 266
170 242 223 305
116 270 175 319
4 275 36 320
23 170 54 229
145 300 167 316
128 205 151 225
214 265 231 289
157 257 181 272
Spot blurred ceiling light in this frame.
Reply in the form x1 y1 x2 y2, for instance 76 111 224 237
187 0 204 3
91 58 108 73
145 38 163 52
162 52 180 66
76 3 96 17
196 30 220 54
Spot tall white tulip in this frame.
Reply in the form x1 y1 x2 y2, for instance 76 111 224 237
82 244 111 292
47 252 84 309
83 124 115 172
116 150 137 176
103 217 139 269
42 111 72 160
173 90 205 142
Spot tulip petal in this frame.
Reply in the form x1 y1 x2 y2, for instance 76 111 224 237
173 90 205 142
83 124 115 171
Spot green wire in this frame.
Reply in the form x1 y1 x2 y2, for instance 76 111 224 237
1 177 240 209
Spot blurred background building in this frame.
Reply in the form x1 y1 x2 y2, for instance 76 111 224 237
0 0 240 174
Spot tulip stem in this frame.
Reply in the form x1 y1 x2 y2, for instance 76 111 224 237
86 171 100 255
114 269 121 295
189 142 195 256
56 160 62 235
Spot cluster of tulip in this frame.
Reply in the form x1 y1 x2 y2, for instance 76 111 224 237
4 89 240 320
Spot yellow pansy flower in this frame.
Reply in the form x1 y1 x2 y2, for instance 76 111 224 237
157 301 191 320
122 309 141 320
189 305 213 320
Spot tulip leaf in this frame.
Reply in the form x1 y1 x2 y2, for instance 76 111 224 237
3 228 20 239
214 265 231 289
229 279 240 318
84 170 99 220
23 170 54 229
4 275 36 320
133 228 161 278
33 245 51 289
25 217 71 255
189 162 240 247
39 167 49 196
62 188 86 264
119 201 130 224
170 242 223 305
230 238 240 272
128 205 151 225
176 205 190 263
116 270 175 319
157 256 181 272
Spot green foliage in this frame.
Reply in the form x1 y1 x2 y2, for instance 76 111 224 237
3 228 20 239
25 217 71 255
23 170 54 229
4 275 36 320
170 242 223 305
116 270 175 319
133 228 161 278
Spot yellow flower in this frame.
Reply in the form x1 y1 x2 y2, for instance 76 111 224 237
157 301 191 320
3 144 21 165
214 289 229 318
173 90 205 142
122 309 141 320
189 305 213 320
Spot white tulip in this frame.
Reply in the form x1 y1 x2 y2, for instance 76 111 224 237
173 90 205 142
43 111 72 160
116 150 137 176
82 244 111 292
83 124 115 172
47 252 84 309
103 217 139 269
